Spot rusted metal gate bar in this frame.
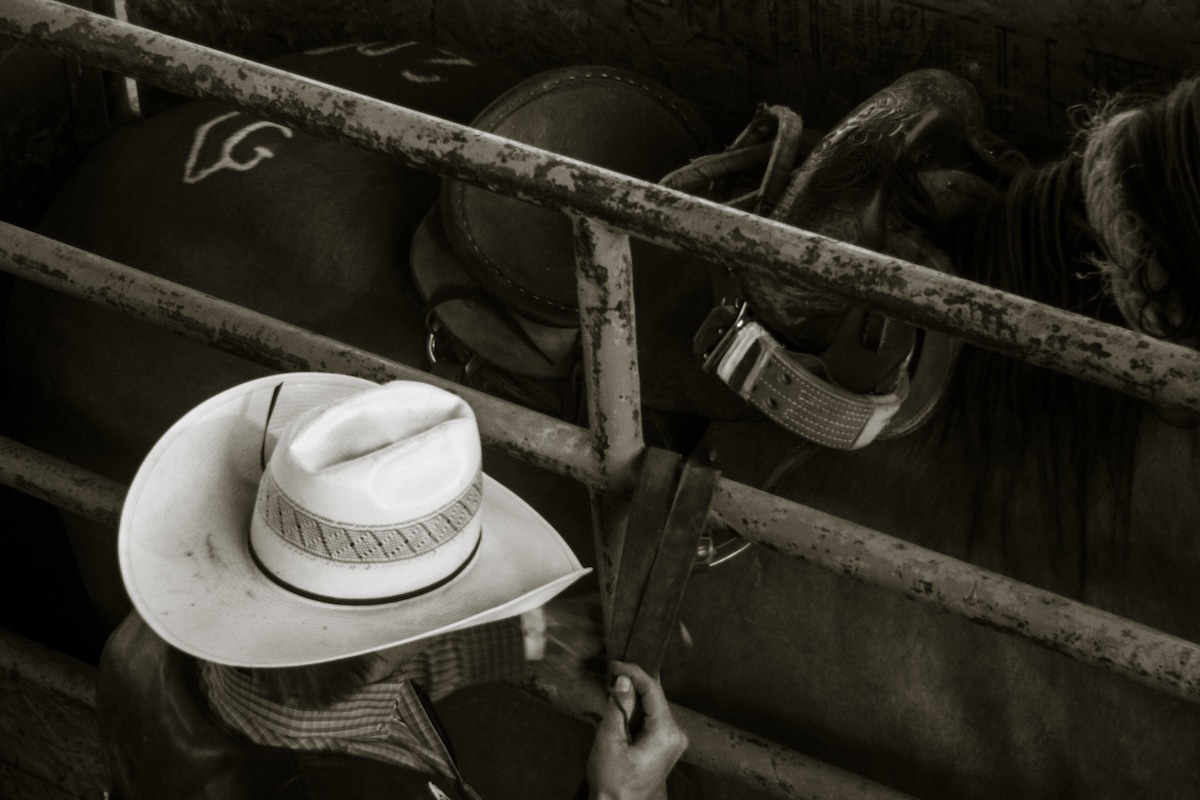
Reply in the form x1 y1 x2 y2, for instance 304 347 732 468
571 215 643 488
5 0 1200 416
570 216 644 624
0 437 124 528
5 226 1200 708
711 479 1200 705
0 442 916 800
0 222 601 488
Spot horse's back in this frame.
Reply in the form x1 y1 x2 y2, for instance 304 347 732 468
11 41 522 475
666 412 1200 799
6 42 525 624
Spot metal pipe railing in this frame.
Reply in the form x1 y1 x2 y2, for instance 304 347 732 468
5 0 1200 416
571 215 644 491
0 437 126 528
710 479 1200 704
518 662 919 800
5 226 1200 708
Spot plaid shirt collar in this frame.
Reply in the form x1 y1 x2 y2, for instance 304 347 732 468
200 661 460 781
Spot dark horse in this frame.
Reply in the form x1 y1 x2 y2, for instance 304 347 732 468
663 73 1200 799
8 38 1200 799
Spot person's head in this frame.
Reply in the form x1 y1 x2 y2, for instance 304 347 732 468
118 373 589 686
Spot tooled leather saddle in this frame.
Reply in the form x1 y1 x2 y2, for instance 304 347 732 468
411 67 1024 459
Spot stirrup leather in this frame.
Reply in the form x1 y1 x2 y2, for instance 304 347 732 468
694 301 918 450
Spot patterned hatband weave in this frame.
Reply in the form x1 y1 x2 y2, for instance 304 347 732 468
257 471 483 563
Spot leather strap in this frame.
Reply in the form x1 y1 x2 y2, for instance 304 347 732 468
609 448 680 665
611 449 719 675
720 320 906 450
695 302 911 449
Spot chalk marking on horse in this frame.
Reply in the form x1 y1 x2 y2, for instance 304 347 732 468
298 42 476 84
182 112 293 185
304 41 418 57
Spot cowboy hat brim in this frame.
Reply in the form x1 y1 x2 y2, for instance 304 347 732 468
119 372 590 667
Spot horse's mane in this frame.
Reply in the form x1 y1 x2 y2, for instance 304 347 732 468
1109 75 1200 341
931 115 1174 585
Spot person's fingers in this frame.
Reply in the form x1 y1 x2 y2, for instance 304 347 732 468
610 661 672 722
610 673 636 726
609 660 654 693
595 672 635 743
595 703 629 743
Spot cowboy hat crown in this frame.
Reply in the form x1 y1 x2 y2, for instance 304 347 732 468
251 381 485 603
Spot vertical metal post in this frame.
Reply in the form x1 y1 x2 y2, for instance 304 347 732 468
95 0 143 119
570 213 644 629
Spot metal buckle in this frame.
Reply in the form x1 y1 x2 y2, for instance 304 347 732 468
693 300 753 371
693 530 754 571
422 311 441 367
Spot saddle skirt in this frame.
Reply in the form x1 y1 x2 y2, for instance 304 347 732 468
410 64 749 432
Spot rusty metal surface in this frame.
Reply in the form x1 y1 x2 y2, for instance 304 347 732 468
571 216 644 626
0 222 601 487
518 661 919 800
712 478 1200 706
0 436 124 528
571 215 643 489
7 0 1200 415
7 3 1200 789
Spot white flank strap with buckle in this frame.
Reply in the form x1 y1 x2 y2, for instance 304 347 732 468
712 320 909 450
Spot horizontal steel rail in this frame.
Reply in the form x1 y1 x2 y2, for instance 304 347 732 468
0 437 125 529
4 226 1200 709
0 223 600 488
5 0 1200 416
0 626 97 712
0 439 916 800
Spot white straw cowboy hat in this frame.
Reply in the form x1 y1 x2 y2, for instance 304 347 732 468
119 372 589 667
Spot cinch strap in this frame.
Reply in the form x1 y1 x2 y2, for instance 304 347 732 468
713 321 908 450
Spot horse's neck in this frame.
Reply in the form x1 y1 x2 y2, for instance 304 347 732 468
1117 413 1200 635
736 397 1200 640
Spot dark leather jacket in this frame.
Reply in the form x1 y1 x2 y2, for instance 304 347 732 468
97 613 469 800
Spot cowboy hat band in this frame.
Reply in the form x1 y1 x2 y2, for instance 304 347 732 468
247 382 486 603
248 471 484 606
119 372 589 667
